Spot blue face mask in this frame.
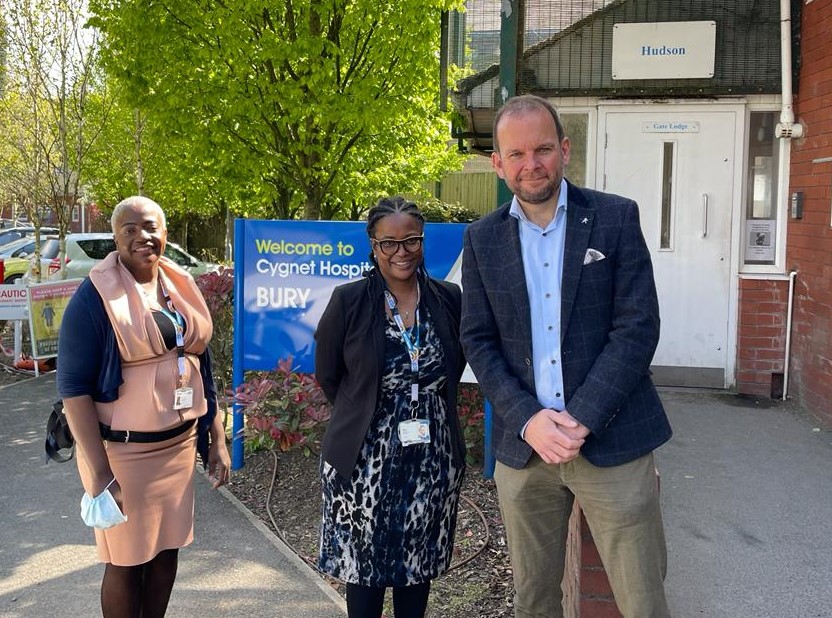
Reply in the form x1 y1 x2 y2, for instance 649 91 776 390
80 478 128 529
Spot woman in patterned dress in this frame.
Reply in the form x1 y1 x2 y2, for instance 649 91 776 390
315 196 467 618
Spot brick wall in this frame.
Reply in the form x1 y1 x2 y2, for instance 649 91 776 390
564 505 581 617
564 504 623 618
788 0 832 425
736 278 789 397
578 511 622 618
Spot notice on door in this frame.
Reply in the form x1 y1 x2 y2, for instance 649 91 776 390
642 121 700 133
745 220 776 262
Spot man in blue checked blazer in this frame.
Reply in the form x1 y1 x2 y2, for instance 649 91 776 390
461 95 672 618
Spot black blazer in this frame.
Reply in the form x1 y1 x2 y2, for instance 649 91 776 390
461 181 672 470
315 269 466 479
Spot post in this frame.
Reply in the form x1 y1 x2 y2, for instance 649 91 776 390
231 218 246 470
496 0 522 206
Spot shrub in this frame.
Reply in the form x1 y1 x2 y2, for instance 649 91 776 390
417 195 482 223
196 267 234 429
234 357 331 455
457 383 486 464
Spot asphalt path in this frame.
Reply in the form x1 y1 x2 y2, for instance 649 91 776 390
2 373 831 617
658 389 832 617
0 373 346 618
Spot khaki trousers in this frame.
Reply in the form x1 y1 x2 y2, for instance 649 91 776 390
494 453 670 618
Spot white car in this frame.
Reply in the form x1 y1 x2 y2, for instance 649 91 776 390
0 226 59 250
47 232 220 280
1 236 62 283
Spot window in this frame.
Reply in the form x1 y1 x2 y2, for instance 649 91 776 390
561 113 588 187
78 239 116 260
660 142 676 249
165 245 196 267
40 239 61 259
743 112 779 265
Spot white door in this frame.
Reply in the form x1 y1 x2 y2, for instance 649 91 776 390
599 106 739 388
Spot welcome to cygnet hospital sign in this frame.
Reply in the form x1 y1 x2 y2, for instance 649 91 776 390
231 218 466 468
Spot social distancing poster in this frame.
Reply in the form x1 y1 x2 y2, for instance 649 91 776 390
27 279 83 358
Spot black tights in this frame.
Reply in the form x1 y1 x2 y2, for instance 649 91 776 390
100 548 179 618
345 581 431 618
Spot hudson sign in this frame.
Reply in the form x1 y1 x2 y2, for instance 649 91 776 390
611 21 716 80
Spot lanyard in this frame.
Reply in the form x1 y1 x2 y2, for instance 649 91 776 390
384 283 420 416
158 277 187 386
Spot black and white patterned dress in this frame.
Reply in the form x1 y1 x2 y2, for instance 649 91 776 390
318 307 464 587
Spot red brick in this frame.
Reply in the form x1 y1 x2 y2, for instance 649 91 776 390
581 539 604 568
754 349 788 361
581 568 615 597
737 382 771 397
745 360 781 372
580 597 624 618
739 289 783 303
738 335 781 349
753 303 789 315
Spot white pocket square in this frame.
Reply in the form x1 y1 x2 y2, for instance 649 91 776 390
583 248 606 265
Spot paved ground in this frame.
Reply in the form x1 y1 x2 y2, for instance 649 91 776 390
657 389 832 617
0 373 346 618
1 374 831 617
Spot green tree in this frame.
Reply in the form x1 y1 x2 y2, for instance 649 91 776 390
89 0 465 220
0 0 107 279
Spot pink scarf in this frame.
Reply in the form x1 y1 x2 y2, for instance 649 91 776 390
89 252 213 362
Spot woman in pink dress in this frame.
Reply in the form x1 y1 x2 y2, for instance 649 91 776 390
57 196 230 617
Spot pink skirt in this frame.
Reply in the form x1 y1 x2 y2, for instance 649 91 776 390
77 425 197 566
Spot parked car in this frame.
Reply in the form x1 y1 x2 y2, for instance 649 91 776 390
0 226 59 250
2 236 61 283
0 235 59 260
47 232 220 280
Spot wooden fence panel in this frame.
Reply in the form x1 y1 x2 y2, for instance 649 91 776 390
437 171 498 216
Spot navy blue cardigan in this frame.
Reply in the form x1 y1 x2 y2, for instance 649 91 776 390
56 278 217 465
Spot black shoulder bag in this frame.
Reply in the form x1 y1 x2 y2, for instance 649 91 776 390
44 399 75 463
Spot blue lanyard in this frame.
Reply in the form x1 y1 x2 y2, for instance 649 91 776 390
384 284 421 415
158 277 187 385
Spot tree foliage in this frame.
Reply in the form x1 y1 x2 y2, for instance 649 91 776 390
88 0 465 220
0 0 106 279
0 0 101 221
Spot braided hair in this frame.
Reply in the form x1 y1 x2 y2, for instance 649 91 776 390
366 196 427 274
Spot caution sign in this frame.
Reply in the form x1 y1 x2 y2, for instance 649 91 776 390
0 285 29 321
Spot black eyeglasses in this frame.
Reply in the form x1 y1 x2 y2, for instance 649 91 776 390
372 235 424 256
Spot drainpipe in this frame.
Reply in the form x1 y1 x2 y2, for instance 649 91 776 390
775 0 804 139
783 270 797 401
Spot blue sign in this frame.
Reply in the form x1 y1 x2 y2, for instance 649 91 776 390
231 219 466 468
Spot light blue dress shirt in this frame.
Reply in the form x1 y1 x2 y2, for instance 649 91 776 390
509 178 568 414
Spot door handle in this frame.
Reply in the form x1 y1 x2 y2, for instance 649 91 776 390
702 193 709 238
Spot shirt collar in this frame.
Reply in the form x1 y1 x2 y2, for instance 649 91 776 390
509 178 569 232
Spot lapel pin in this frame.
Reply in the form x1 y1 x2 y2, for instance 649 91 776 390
581 217 588 224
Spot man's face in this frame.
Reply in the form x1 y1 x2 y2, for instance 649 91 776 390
491 108 571 207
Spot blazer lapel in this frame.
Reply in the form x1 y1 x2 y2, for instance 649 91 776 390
561 193 594 338
493 212 533 330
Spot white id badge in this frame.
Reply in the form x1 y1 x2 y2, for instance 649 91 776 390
398 419 430 446
173 387 194 410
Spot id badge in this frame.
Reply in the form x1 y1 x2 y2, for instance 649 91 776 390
398 418 430 446
173 387 194 410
